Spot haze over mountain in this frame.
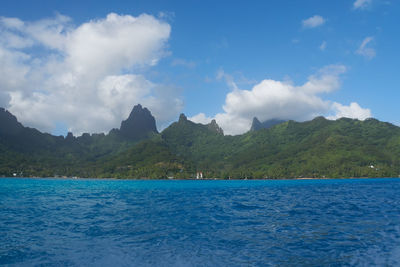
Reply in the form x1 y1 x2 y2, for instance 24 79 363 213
1 105 399 179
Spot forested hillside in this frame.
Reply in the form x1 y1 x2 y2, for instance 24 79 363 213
1 106 400 179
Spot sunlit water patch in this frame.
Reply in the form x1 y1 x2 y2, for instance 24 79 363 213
1 178 400 266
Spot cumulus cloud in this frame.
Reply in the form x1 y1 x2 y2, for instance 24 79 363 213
327 102 371 120
0 13 182 134
0 90 10 108
189 113 213 124
300 65 346 94
356 36 376 59
353 0 372 9
302 15 326 29
190 65 371 135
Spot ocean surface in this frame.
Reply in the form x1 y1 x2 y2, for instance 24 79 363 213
1 178 400 266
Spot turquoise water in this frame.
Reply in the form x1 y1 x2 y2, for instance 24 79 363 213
1 178 400 266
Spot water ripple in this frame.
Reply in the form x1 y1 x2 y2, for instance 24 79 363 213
1 178 400 266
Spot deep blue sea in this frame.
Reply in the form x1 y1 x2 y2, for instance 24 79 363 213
1 178 400 266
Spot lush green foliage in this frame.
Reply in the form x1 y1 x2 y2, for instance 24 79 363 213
1 113 400 179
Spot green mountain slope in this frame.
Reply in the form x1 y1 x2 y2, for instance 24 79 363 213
227 117 400 178
0 105 158 177
1 106 400 179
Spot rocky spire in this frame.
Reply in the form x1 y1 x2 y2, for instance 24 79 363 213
119 104 158 140
178 113 187 122
250 116 286 131
207 119 224 135
250 117 263 131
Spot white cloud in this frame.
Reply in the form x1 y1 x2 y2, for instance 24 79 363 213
216 68 239 90
356 36 376 59
327 102 371 120
353 0 372 9
190 65 371 135
0 17 25 30
0 90 10 108
189 113 213 124
65 13 170 75
0 13 182 134
300 65 347 94
319 41 327 51
0 47 31 91
302 15 326 29
97 74 153 118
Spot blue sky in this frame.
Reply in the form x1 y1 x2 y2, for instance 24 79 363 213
0 0 399 135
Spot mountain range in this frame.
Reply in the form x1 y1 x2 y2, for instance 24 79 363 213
1 105 400 179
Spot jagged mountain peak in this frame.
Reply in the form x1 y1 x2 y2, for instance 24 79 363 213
207 119 224 135
0 107 24 135
179 113 188 122
119 104 158 140
126 104 150 119
250 117 286 131
250 117 262 131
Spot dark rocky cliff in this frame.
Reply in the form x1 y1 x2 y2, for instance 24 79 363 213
0 108 24 135
119 104 158 140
